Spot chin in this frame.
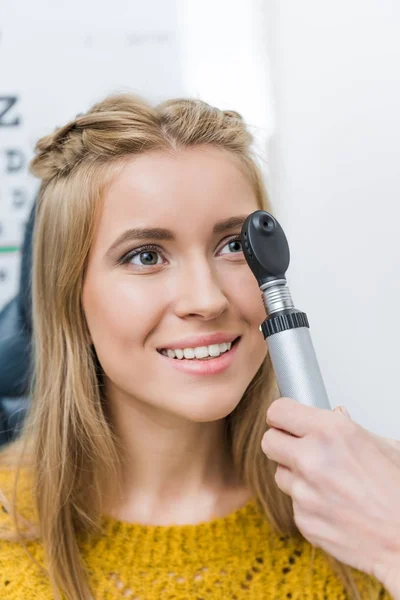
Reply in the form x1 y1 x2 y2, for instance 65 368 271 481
169 394 243 423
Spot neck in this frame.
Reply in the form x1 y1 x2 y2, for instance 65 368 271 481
101 384 248 524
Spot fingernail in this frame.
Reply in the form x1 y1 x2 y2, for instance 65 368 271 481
337 405 351 419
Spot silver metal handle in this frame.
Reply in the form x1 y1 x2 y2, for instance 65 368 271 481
267 326 331 410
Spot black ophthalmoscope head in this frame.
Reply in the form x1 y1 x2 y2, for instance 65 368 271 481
240 210 290 287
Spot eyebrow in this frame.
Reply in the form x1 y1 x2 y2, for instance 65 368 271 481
106 214 249 257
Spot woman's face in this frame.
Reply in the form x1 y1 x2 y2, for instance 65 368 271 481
82 146 267 422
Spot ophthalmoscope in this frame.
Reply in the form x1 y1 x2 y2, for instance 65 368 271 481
241 210 331 410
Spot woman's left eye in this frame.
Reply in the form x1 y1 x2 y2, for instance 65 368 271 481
120 235 243 267
219 235 243 255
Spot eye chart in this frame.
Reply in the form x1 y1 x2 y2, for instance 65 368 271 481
0 0 183 310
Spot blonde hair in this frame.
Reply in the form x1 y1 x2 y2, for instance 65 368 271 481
0 93 371 599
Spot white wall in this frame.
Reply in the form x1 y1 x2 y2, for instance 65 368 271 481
176 0 274 157
265 0 400 436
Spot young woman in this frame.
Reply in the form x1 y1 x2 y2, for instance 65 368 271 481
0 93 389 599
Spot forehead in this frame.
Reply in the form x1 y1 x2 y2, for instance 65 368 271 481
97 146 258 243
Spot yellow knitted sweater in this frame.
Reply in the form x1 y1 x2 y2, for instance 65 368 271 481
0 466 392 599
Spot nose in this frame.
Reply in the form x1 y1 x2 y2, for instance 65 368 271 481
173 257 229 321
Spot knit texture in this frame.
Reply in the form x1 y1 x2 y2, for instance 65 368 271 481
0 466 392 599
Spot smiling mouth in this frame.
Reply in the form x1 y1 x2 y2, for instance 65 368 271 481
157 336 241 360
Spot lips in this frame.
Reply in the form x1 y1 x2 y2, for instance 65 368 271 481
158 334 241 375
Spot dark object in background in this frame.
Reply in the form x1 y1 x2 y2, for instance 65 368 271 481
0 202 35 447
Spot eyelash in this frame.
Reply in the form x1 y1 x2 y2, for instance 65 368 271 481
119 235 243 267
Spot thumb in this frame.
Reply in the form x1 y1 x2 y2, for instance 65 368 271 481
334 407 400 451
371 431 400 450
334 405 352 419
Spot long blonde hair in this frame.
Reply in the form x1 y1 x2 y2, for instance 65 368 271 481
0 93 372 599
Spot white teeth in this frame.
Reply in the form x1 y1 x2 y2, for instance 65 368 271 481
194 346 209 359
208 344 221 357
160 340 236 360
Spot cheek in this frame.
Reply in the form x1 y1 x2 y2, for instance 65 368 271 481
230 266 266 325
82 275 162 353
226 267 267 362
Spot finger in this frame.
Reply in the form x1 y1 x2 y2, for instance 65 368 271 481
261 427 299 470
385 438 400 449
371 430 400 450
274 464 294 496
266 397 329 437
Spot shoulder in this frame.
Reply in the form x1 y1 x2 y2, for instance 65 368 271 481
0 465 51 599
0 463 38 527
261 527 392 599
310 544 393 599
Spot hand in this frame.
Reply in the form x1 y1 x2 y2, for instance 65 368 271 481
261 397 400 589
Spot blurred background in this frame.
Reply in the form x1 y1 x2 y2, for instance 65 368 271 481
1 0 399 443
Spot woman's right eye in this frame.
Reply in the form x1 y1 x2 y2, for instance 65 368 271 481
121 245 166 267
